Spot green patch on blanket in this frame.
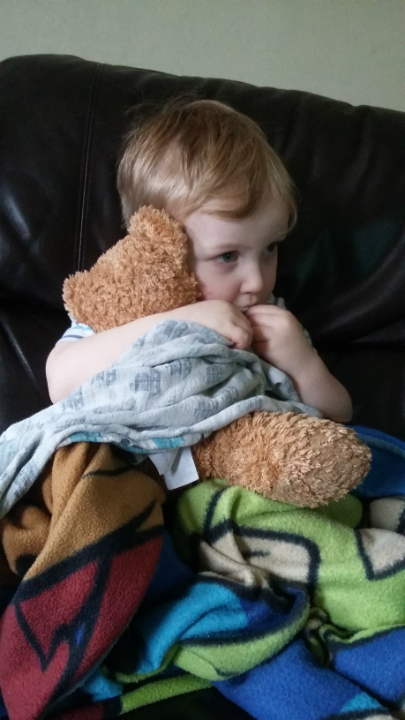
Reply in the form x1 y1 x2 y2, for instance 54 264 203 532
173 479 405 644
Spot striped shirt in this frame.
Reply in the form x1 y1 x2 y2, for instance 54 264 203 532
58 318 94 342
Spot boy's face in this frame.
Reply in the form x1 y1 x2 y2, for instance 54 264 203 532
181 198 289 310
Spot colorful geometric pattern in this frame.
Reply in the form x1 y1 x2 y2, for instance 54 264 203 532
0 443 165 719
1 427 405 719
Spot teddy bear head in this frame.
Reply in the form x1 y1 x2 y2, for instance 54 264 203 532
63 206 200 331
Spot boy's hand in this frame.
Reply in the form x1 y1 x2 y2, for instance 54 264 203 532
245 304 317 377
245 304 353 422
170 300 252 350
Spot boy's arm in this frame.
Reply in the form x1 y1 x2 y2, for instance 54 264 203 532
46 313 167 403
46 301 252 403
245 304 352 423
285 351 353 423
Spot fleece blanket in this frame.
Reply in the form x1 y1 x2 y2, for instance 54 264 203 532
0 442 166 720
0 320 318 517
1 428 405 719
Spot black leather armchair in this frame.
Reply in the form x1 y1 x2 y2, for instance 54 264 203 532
0 54 404 719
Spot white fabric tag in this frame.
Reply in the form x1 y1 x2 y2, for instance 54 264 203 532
149 447 200 490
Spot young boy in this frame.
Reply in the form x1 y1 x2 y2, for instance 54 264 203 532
46 99 352 423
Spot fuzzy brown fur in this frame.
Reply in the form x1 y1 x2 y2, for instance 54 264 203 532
63 206 371 507
63 209 200 331
193 412 369 506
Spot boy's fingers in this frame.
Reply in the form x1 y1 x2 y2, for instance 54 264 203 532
250 326 271 344
245 305 286 323
229 322 252 349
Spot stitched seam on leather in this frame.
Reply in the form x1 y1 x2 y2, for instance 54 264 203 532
74 62 103 271
0 320 46 403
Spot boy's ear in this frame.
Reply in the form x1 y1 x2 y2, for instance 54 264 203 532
63 206 201 332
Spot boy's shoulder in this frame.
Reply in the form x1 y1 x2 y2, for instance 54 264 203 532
58 317 95 343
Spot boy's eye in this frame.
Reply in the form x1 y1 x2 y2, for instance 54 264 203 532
266 242 279 255
218 251 238 263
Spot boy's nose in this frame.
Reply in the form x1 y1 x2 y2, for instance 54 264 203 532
242 264 265 294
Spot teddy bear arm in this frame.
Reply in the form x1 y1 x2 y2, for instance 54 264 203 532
191 411 371 508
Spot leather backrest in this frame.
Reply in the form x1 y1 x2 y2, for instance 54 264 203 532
0 54 404 433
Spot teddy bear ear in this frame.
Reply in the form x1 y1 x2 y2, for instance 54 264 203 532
62 206 201 333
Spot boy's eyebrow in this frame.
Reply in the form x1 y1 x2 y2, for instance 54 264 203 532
206 234 287 248
205 239 246 248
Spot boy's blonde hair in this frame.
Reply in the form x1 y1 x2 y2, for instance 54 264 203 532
117 99 296 228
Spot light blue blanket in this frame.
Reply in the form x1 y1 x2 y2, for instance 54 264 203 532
0 320 318 516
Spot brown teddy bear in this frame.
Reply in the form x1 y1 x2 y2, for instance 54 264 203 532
63 206 371 507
